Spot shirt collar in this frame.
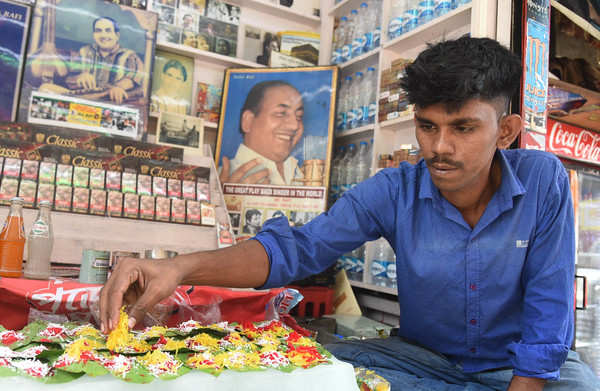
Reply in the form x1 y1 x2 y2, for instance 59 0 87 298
417 149 527 202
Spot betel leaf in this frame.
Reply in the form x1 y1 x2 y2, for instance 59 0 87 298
42 369 85 384
19 320 48 337
0 365 17 377
36 347 64 364
121 364 154 384
156 364 190 381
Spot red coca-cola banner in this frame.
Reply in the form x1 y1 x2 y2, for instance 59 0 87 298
546 119 600 166
0 278 284 330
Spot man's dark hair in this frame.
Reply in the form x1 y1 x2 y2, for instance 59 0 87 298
239 80 298 134
163 59 187 82
93 17 120 33
400 36 522 112
245 209 261 221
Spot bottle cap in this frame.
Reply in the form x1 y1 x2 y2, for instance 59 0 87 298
10 197 24 204
39 200 52 207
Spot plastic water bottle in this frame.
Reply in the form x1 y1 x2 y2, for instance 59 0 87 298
388 0 406 39
340 143 357 195
350 72 364 128
348 245 365 281
365 66 377 124
371 239 390 286
418 0 435 25
330 145 346 204
359 71 371 125
356 141 371 183
345 10 358 60
372 0 382 47
457 0 471 6
403 0 420 32
331 17 345 64
363 0 375 52
336 77 348 131
352 3 368 57
385 245 397 288
341 15 353 62
435 0 452 17
344 76 355 130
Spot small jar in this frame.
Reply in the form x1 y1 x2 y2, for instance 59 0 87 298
79 249 110 284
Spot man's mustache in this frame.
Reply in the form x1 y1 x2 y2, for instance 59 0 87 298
425 155 464 169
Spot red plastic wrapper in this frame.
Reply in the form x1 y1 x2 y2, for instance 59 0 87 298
0 278 287 330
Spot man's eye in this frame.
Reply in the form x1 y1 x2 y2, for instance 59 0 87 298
417 124 435 132
455 126 474 133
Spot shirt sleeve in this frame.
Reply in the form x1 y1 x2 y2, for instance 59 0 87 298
507 163 574 380
254 169 403 289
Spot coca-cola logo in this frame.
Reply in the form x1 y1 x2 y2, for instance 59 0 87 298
547 120 600 163
27 282 102 314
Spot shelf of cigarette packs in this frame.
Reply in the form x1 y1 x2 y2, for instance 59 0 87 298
0 125 229 264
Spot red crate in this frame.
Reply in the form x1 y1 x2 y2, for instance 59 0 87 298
287 285 334 318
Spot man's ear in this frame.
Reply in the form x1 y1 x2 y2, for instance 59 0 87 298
241 110 255 134
497 114 522 149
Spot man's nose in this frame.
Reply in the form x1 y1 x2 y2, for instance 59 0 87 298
431 128 454 155
283 113 301 131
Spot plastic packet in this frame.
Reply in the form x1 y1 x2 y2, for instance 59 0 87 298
87 287 222 329
354 367 391 391
265 288 303 321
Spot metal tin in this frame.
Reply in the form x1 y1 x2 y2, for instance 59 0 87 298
79 249 110 284
144 248 177 259
109 251 140 278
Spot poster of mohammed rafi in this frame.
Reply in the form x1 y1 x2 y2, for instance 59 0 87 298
18 0 158 138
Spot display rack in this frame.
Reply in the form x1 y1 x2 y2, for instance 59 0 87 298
322 0 500 310
0 145 228 264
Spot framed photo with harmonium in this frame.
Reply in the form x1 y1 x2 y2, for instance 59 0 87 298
157 111 204 155
0 0 31 122
18 0 158 138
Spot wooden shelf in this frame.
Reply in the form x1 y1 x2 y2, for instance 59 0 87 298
157 42 265 69
339 47 381 70
230 0 320 25
383 4 472 54
349 279 398 296
378 112 414 128
335 124 375 138
551 0 600 41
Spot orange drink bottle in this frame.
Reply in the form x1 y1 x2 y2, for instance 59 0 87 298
0 197 26 278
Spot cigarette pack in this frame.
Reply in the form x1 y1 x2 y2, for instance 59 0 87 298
197 178 210 202
90 189 107 216
39 161 56 183
155 196 171 222
152 176 167 196
107 191 123 217
55 164 73 186
72 187 90 214
73 166 90 188
171 198 186 223
186 200 201 225
0 177 18 205
122 172 137 194
36 183 55 207
3 158 21 178
90 168 106 189
140 195 155 220
168 178 182 198
54 185 73 212
182 180 196 200
20 160 39 181
106 171 122 191
124 193 139 219
137 174 152 196
200 202 215 226
17 179 36 207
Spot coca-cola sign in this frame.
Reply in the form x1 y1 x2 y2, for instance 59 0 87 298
547 119 600 165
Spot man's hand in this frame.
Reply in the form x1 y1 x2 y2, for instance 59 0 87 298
508 375 546 391
108 86 129 104
76 73 96 90
219 157 270 185
99 257 182 333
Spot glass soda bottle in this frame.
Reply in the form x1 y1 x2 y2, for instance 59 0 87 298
24 201 53 280
0 197 26 278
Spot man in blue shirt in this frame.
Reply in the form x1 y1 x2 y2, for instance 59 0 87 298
99 37 599 390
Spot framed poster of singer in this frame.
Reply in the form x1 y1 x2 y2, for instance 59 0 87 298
17 0 158 138
216 66 338 188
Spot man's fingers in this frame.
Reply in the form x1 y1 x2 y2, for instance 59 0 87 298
106 268 140 331
243 168 270 184
126 284 160 330
229 158 262 183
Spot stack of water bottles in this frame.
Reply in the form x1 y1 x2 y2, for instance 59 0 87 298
329 140 372 205
335 67 378 132
388 0 472 40
331 0 382 65
370 238 396 288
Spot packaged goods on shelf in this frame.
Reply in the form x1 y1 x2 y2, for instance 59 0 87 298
140 194 155 220
196 82 222 123
72 187 90 214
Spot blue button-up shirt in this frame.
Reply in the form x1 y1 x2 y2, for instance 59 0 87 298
254 149 574 380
